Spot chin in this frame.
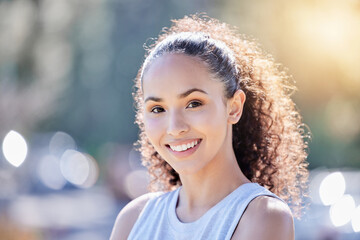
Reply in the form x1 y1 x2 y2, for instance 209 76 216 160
171 161 208 176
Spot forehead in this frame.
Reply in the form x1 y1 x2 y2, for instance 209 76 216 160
142 53 221 97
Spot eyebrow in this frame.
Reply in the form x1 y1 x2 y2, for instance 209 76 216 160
144 88 208 103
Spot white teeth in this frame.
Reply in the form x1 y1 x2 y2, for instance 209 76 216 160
169 140 199 152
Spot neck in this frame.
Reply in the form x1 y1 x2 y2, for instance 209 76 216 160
173 124 251 223
177 132 250 212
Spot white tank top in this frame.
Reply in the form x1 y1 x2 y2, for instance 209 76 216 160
128 182 284 240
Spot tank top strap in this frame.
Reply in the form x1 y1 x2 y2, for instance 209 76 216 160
225 183 285 239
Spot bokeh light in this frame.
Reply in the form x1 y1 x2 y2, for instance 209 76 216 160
352 206 360 232
59 149 99 188
2 130 28 167
38 155 66 190
128 147 142 170
319 172 346 206
329 194 356 227
60 150 90 186
80 153 99 189
124 169 149 199
309 170 330 205
49 131 76 158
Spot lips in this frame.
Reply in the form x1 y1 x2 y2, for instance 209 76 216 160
168 139 200 152
165 139 202 158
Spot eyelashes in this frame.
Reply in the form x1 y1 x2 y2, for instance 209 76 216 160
149 100 203 114
186 100 202 109
150 106 165 113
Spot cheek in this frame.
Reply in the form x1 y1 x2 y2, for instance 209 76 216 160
144 116 165 144
189 104 228 130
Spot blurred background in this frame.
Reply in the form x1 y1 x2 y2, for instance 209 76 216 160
0 0 359 239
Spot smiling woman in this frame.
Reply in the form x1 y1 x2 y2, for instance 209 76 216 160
142 53 236 177
110 14 309 240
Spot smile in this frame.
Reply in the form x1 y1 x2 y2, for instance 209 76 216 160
168 139 201 152
166 139 202 158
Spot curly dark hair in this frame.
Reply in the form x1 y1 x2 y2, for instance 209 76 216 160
133 14 309 217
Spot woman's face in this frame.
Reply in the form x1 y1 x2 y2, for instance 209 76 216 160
142 53 234 175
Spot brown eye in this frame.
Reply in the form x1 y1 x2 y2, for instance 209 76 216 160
187 101 202 109
151 106 165 113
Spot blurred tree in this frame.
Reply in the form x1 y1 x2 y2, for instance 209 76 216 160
1 0 359 169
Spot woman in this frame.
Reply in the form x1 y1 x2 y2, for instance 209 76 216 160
111 14 308 240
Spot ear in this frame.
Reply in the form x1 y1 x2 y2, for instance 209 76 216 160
227 90 246 124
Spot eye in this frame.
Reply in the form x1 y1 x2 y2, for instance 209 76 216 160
150 106 165 114
187 100 202 109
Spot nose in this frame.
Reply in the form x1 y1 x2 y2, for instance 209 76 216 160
166 110 189 136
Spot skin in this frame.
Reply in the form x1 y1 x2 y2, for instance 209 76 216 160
110 53 294 240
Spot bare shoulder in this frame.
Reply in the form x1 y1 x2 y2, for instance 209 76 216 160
232 196 294 240
110 192 162 240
